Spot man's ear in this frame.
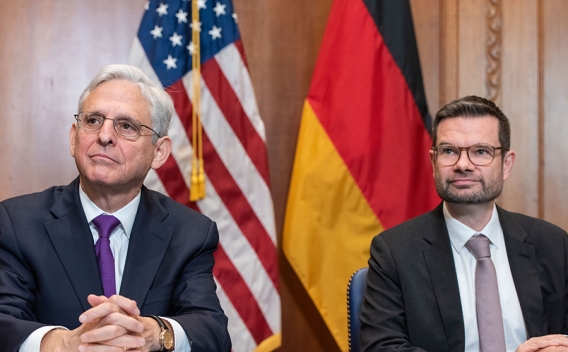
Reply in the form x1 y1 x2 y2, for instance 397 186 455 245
502 149 516 181
429 149 436 177
151 136 172 170
69 124 77 157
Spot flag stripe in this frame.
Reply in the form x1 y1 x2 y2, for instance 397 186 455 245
283 0 438 350
156 141 278 342
132 2 280 349
154 154 198 211
307 0 438 230
172 68 276 245
213 246 273 344
362 0 431 130
200 179 280 332
180 69 277 243
202 58 270 185
167 81 279 289
214 281 257 352
214 43 266 142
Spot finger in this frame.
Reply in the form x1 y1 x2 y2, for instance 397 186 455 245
79 301 124 324
83 313 144 342
106 295 141 317
78 344 141 352
90 334 146 349
87 294 109 308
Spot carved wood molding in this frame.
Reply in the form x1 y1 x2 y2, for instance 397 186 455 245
486 0 502 103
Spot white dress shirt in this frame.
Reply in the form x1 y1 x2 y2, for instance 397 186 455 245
19 186 191 351
444 202 527 351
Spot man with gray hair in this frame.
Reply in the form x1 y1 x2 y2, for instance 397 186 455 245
0 64 231 352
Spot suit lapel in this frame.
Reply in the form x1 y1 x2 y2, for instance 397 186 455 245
45 178 103 311
120 187 174 306
498 207 544 337
422 205 466 352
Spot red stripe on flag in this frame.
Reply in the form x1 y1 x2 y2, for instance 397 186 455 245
307 0 439 229
213 245 273 344
201 58 270 186
154 155 199 212
167 80 279 290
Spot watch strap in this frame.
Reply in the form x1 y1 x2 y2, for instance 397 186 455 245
147 315 173 352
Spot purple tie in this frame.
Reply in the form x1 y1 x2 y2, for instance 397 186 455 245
465 234 506 352
92 214 121 297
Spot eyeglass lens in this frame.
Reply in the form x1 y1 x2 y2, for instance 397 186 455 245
436 145 496 166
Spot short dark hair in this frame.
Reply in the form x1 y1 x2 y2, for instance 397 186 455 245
432 95 510 150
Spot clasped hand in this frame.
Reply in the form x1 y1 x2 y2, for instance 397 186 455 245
41 294 159 352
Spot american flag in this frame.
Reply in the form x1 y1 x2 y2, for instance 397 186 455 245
129 1 281 350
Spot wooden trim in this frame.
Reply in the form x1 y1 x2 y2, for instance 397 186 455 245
537 0 544 219
485 0 502 104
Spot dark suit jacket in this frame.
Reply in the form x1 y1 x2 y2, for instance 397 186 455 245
360 203 568 352
0 178 231 352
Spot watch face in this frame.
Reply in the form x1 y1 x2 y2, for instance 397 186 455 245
163 329 174 350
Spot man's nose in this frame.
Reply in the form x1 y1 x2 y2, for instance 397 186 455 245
453 149 474 170
97 119 116 143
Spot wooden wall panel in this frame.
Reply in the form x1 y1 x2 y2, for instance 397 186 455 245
500 0 539 217
542 0 568 229
410 0 441 113
457 0 487 97
0 0 146 200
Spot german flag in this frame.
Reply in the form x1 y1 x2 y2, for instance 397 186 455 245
282 0 440 350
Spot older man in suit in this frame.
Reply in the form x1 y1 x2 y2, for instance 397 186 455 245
0 64 231 352
361 96 568 352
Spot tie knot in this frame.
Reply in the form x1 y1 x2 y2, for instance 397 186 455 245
465 234 491 259
92 214 121 239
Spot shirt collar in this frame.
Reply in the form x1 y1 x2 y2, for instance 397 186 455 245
79 185 140 239
443 202 503 253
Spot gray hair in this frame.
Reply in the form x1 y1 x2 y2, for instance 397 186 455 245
78 64 174 143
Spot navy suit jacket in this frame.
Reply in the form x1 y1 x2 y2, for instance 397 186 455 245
0 178 231 352
361 203 568 352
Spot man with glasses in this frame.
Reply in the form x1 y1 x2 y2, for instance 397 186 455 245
0 64 231 352
361 96 568 352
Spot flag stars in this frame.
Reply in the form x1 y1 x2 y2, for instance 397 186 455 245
208 25 222 40
213 2 226 17
169 32 183 47
156 3 168 16
187 42 196 55
150 25 163 39
197 0 207 9
144 1 150 10
232 13 238 23
163 55 178 69
175 9 188 23
190 21 202 32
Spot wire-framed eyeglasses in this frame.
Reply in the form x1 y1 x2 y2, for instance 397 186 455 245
432 143 507 166
74 111 159 140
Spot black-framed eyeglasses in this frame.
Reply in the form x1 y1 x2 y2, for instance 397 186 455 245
432 143 507 166
74 111 159 140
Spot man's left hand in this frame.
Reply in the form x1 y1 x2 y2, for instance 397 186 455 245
77 294 162 352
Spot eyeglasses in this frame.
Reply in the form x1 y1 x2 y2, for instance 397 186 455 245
432 144 507 166
74 111 159 140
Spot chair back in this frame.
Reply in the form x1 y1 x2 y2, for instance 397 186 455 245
347 267 368 352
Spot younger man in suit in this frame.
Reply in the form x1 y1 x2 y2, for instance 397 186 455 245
0 64 231 352
361 96 568 352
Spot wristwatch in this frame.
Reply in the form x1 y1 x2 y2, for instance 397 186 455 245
147 315 174 351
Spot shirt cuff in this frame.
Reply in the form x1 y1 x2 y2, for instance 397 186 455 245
19 326 67 352
162 317 191 352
